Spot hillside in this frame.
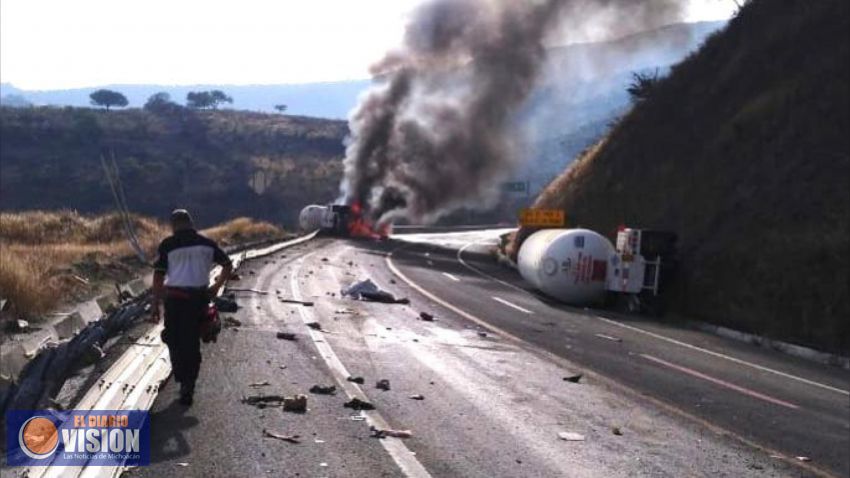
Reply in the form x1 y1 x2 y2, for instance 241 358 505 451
0 107 347 226
522 0 849 352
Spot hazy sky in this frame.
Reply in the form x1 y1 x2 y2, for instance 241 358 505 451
0 0 736 90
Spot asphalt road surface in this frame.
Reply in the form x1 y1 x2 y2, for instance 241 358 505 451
128 232 849 478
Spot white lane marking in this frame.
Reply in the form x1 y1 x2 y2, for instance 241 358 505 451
386 248 839 478
492 296 534 314
291 254 432 478
457 242 850 397
595 333 622 343
641 354 801 410
457 241 527 294
442 272 460 282
596 315 850 397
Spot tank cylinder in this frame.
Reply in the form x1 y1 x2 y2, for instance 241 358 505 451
518 229 614 304
299 205 329 231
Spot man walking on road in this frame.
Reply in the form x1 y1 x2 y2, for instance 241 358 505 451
150 209 233 406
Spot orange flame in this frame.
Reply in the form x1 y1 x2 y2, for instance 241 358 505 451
347 201 390 239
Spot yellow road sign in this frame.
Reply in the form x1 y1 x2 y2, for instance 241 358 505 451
519 208 565 227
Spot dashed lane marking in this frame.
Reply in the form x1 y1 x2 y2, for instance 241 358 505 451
290 253 432 478
492 296 534 314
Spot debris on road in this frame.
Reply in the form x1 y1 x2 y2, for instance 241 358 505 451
309 384 337 395
364 291 409 304
594 333 622 343
376 379 391 391
409 394 425 400
223 317 242 328
371 426 413 439
241 394 286 409
478 331 488 338
280 299 315 307
215 296 239 313
343 397 375 411
283 394 308 412
347 376 365 384
227 288 268 295
249 381 271 388
276 332 298 341
419 312 435 321
262 429 301 444
176 462 189 467
6 319 30 333
558 432 586 441
563 374 583 383
611 427 623 436
342 279 410 304
796 456 812 462
306 321 322 331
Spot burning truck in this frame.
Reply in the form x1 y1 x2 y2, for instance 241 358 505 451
298 203 390 239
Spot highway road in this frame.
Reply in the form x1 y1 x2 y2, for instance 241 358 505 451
128 231 849 478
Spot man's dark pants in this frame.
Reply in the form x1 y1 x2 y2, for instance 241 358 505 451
163 291 207 388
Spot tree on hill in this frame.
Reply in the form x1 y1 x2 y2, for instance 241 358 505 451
144 92 182 114
187 90 232 110
90 89 129 110
209 90 233 109
274 104 288 113
626 69 660 103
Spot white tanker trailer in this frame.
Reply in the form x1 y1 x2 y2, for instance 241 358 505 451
518 229 613 304
518 227 676 311
298 204 353 235
299 205 334 231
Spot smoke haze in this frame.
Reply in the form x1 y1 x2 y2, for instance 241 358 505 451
341 0 683 225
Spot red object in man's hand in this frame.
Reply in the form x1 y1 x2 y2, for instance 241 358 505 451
200 304 222 343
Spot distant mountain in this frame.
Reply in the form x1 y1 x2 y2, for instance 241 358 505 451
2 81 371 119
0 83 24 97
2 21 723 122
0 94 32 108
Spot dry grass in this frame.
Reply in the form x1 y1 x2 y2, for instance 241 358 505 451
0 211 283 319
202 217 284 246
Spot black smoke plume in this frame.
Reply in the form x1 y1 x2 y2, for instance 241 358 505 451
341 0 681 225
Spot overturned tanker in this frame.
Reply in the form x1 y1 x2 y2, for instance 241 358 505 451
518 227 677 314
298 204 352 236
